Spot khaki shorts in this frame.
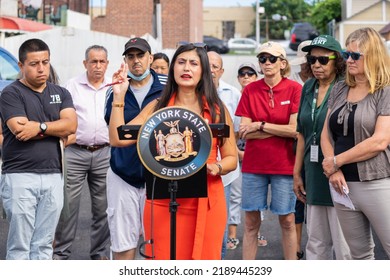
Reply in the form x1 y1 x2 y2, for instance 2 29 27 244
106 168 146 253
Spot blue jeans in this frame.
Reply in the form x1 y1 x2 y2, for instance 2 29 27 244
221 183 231 259
1 173 64 259
242 173 296 215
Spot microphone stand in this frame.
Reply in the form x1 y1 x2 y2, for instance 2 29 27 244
168 180 179 260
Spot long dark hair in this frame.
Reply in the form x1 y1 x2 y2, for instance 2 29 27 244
155 44 226 126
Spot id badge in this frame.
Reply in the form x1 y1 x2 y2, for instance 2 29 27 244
310 145 319 162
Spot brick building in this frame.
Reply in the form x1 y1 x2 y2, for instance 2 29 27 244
91 0 203 49
38 0 88 14
10 0 203 49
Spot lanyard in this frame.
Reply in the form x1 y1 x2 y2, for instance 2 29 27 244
311 80 335 144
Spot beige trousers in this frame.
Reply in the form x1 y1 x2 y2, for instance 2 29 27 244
333 178 390 260
306 204 351 260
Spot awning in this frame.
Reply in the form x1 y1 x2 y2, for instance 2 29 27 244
0 16 52 32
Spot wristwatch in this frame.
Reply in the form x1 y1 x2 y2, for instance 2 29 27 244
259 121 266 132
40 122 47 134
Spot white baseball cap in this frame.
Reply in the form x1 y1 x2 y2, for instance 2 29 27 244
289 40 312 66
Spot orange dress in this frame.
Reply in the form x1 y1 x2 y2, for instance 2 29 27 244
143 96 227 260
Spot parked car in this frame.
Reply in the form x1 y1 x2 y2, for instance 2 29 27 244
246 35 266 44
203 35 229 54
0 47 19 93
289 22 319 51
228 37 259 53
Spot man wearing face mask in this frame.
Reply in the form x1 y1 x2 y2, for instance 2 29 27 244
104 37 167 260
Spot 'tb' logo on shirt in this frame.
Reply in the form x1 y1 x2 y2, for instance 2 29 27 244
50 94 62 104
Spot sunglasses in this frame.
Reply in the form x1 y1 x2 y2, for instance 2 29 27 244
238 70 257 77
258 55 280 64
341 51 363 61
306 55 336 65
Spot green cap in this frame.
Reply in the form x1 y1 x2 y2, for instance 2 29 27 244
301 35 342 54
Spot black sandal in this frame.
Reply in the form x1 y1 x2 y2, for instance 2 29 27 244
297 251 304 260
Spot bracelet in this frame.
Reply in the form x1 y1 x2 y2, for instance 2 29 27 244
259 121 266 132
215 163 223 175
333 156 339 172
112 102 125 108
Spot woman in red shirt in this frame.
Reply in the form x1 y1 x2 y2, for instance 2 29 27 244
236 41 302 260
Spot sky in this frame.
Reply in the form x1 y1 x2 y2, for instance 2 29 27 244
91 0 255 7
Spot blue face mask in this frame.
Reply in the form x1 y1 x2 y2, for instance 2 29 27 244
127 68 150 81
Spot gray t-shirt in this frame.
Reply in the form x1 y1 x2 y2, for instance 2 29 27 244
327 81 390 181
130 75 154 108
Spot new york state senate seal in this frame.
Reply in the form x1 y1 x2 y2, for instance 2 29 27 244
137 106 212 180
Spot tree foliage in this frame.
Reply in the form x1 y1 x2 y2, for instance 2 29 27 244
253 0 312 39
311 0 342 34
250 0 341 39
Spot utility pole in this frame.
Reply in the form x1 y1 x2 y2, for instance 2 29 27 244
256 0 265 44
256 0 260 45
43 0 46 23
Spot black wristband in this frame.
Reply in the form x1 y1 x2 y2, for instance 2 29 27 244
259 121 265 132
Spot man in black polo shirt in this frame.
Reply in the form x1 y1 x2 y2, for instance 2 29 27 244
0 38 77 259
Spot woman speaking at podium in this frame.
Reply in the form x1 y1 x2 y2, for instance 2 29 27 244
108 43 237 259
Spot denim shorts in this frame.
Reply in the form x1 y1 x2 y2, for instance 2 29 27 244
241 173 296 215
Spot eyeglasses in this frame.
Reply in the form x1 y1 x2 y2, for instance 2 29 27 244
268 89 274 108
238 70 257 77
341 51 363 61
258 55 280 64
176 41 208 50
306 55 336 65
